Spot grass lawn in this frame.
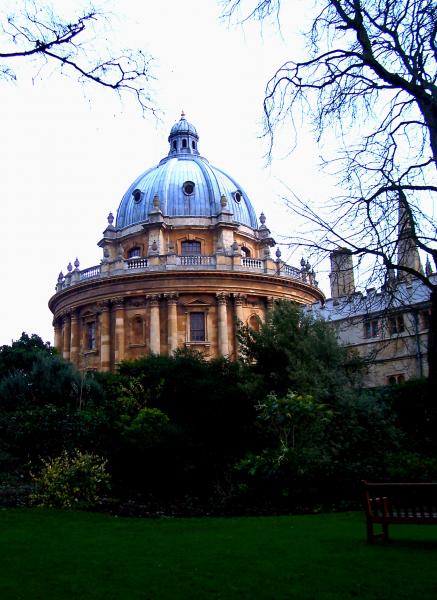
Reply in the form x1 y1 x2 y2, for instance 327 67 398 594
0 509 436 599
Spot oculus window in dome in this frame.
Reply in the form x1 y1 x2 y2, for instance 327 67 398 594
116 113 258 230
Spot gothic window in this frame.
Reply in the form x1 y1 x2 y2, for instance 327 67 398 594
364 319 379 339
181 240 201 256
388 314 405 335
190 312 205 342
86 322 96 351
128 247 141 259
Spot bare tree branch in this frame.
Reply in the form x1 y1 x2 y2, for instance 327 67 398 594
0 1 155 114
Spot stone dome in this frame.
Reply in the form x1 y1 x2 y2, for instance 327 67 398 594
116 113 258 230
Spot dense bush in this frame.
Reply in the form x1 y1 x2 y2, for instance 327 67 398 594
0 319 434 513
31 449 110 509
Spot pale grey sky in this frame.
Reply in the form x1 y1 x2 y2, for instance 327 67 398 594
0 0 333 345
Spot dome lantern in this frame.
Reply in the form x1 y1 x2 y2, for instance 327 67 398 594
168 110 200 156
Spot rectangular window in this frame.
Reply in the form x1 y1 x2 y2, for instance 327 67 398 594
181 241 201 256
86 322 96 350
190 312 205 341
364 319 379 339
388 315 405 335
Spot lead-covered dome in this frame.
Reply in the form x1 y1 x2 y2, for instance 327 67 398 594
116 113 258 230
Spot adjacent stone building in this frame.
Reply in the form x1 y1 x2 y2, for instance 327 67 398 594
49 113 324 371
311 248 433 387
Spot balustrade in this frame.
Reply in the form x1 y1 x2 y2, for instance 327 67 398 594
55 254 315 291
242 258 263 269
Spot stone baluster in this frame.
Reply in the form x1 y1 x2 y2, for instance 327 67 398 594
148 295 161 354
99 300 111 372
165 293 179 355
217 292 229 357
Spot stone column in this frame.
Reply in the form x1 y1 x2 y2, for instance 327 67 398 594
99 300 111 372
70 309 80 366
148 295 161 354
53 318 63 352
62 312 71 361
233 294 245 356
166 293 179 355
267 297 274 311
217 292 229 357
112 297 125 364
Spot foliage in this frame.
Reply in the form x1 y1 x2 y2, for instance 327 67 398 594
238 300 362 400
235 387 404 504
31 449 110 509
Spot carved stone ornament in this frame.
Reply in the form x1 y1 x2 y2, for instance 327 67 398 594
216 292 228 305
146 294 160 306
233 293 246 306
164 292 179 304
112 296 124 309
97 299 111 312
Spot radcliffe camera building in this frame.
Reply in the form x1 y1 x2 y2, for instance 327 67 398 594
49 113 324 370
49 113 433 385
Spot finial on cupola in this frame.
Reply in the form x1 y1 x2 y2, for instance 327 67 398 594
181 109 186 119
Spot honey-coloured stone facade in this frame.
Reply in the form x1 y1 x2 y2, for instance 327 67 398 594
49 114 324 370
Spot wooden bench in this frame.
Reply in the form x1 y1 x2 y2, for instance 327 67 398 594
362 480 437 542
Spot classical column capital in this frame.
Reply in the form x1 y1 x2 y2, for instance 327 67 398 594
233 293 246 307
216 292 228 305
147 294 161 307
97 299 111 312
70 308 80 321
164 292 179 305
111 296 125 309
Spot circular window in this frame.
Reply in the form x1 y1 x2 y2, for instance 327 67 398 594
132 189 142 203
234 190 242 203
183 181 195 195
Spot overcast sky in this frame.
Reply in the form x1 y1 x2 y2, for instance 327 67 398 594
0 0 335 346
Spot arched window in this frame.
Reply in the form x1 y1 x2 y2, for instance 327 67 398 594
173 141 177 150
182 138 187 148
128 247 141 259
181 240 201 256
248 314 260 332
241 246 251 258
192 140 196 149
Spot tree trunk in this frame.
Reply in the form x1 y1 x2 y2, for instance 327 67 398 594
428 289 437 387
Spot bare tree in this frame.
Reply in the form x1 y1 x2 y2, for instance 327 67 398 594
0 1 154 113
224 0 437 383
